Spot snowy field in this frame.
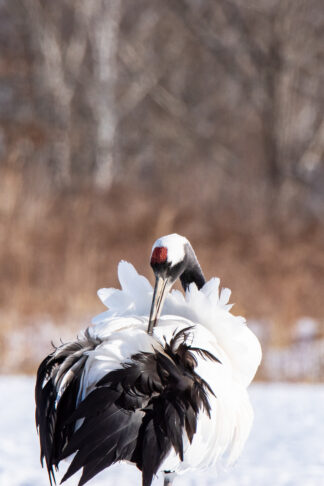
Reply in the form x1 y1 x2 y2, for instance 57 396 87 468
0 377 324 486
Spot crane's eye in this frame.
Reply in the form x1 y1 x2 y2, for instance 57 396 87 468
151 246 168 265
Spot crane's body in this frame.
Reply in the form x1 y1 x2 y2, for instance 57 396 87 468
36 235 262 486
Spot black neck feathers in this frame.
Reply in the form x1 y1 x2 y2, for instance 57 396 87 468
180 244 206 291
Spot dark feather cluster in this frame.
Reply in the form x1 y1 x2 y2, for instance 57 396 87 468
35 327 220 486
35 329 101 484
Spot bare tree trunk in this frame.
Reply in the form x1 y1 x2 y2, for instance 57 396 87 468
260 36 283 189
91 0 122 189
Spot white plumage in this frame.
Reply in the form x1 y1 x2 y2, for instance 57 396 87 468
36 234 262 486
81 260 260 472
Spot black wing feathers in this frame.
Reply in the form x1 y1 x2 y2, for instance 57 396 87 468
35 330 100 485
35 326 220 486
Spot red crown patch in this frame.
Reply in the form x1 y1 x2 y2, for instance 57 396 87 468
151 246 168 264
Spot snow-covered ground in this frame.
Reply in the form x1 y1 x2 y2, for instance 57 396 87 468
0 377 323 486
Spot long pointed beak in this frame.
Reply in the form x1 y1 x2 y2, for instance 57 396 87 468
147 276 172 335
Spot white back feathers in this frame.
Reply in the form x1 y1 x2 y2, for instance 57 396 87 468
93 260 262 387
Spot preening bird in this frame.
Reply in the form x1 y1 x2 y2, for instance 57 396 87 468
35 234 262 486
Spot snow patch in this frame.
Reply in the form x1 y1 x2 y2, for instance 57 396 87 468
0 377 324 486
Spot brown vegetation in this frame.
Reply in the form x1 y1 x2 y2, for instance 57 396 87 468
1 167 323 374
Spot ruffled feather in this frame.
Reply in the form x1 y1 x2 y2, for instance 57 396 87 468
92 261 261 388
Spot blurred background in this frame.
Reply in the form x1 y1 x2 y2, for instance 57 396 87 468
0 0 323 380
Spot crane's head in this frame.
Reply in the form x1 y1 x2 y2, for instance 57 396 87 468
148 233 205 334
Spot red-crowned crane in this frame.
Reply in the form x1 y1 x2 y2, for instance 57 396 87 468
35 234 262 486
